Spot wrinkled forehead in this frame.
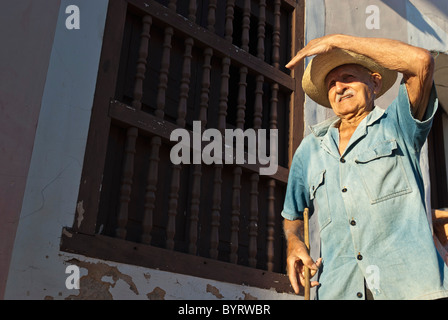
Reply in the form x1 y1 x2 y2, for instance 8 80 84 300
325 63 372 84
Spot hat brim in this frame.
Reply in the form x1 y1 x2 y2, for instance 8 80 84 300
302 49 398 108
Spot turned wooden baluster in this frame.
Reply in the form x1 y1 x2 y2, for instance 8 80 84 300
141 26 173 245
166 168 180 250
248 0 269 267
141 137 161 244
266 0 281 271
229 65 248 264
227 0 252 265
116 15 152 239
168 0 177 11
176 37 194 129
230 168 242 263
224 0 235 42
155 27 173 119
198 48 213 129
257 0 266 61
188 0 217 254
116 127 138 240
188 0 197 21
248 173 259 268
166 0 196 250
209 165 223 259
207 0 217 33
209 56 230 259
241 0 251 52
272 0 281 69
249 75 263 267
267 84 279 271
189 46 213 254
166 36 194 250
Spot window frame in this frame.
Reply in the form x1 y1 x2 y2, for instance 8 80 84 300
60 0 305 294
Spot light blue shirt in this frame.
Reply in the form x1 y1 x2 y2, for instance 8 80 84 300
282 82 448 300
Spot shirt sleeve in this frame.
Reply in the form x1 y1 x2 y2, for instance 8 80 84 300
281 148 310 221
388 81 438 152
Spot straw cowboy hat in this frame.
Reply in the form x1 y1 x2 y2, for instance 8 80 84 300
302 48 398 108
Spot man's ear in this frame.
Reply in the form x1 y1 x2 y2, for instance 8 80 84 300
371 72 383 95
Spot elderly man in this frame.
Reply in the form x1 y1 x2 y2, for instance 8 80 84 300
282 34 448 300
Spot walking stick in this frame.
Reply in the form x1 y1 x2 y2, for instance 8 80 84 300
304 207 311 300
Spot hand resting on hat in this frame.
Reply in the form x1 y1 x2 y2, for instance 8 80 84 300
286 34 434 121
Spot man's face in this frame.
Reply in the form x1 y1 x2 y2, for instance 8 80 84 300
325 64 382 117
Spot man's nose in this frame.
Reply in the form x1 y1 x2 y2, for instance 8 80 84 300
335 81 348 94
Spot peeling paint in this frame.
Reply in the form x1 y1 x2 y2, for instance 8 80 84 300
206 284 223 299
65 259 138 300
76 200 85 228
61 228 72 238
147 287 166 300
242 291 258 300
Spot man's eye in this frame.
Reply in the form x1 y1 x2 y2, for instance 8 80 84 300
344 75 355 81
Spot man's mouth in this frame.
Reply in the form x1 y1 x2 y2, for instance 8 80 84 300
338 94 353 102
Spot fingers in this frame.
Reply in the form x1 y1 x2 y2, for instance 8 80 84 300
288 257 323 294
288 266 300 294
285 35 336 69
308 258 322 288
285 53 303 69
299 257 322 287
302 255 321 271
312 257 323 275
286 259 302 294
285 237 323 294
285 41 315 69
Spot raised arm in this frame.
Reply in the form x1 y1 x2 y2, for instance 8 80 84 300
286 34 434 120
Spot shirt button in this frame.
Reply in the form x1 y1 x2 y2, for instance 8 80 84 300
340 158 346 163
342 187 348 193
350 219 356 226
357 292 363 299
357 253 363 260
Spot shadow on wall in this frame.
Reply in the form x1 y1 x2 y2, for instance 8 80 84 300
383 0 443 42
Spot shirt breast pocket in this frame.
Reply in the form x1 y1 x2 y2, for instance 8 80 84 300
354 139 412 204
310 170 332 232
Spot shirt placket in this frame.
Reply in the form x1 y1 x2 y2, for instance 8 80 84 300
331 123 374 299
341 156 377 299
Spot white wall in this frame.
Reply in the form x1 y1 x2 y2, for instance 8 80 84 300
0 0 60 299
4 0 109 299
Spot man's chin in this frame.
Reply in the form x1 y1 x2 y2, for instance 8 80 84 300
330 102 359 115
